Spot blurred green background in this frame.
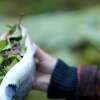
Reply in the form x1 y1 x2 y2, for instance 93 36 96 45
1 0 100 100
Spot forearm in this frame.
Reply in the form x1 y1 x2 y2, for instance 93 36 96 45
34 59 79 99
47 60 100 100
47 59 79 100
79 65 98 99
34 52 100 100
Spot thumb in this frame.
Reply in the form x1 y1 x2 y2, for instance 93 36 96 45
35 47 57 74
35 47 49 61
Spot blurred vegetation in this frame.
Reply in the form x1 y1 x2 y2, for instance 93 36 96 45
0 0 100 100
0 0 100 16
0 7 100 99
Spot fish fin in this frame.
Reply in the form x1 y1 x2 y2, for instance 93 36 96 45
6 84 16 98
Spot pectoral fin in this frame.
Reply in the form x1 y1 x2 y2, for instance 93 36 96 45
6 84 16 99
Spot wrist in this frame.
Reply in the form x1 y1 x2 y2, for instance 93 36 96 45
47 59 79 99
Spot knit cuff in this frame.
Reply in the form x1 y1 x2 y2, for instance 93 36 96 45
47 59 79 100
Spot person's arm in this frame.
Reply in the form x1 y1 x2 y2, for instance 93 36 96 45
47 62 100 100
34 47 80 99
34 47 100 100
47 59 80 100
34 47 80 100
79 65 98 100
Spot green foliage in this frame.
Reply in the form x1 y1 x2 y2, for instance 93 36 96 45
8 24 17 34
0 0 100 16
0 40 7 52
0 24 24 84
0 55 4 64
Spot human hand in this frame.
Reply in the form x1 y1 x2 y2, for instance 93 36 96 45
32 47 57 91
35 47 57 74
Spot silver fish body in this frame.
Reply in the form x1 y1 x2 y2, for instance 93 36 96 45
0 25 37 100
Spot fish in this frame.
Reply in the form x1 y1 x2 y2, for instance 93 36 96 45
0 25 37 100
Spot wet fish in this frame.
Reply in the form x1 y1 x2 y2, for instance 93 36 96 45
0 25 37 100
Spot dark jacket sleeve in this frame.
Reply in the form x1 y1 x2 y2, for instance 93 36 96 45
47 59 100 100
79 65 98 100
47 59 80 100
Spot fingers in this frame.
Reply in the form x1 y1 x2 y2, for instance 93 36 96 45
35 47 48 61
33 72 51 91
35 47 57 74
36 60 55 74
34 43 53 63
34 44 57 74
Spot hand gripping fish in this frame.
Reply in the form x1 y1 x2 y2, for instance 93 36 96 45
0 25 37 100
